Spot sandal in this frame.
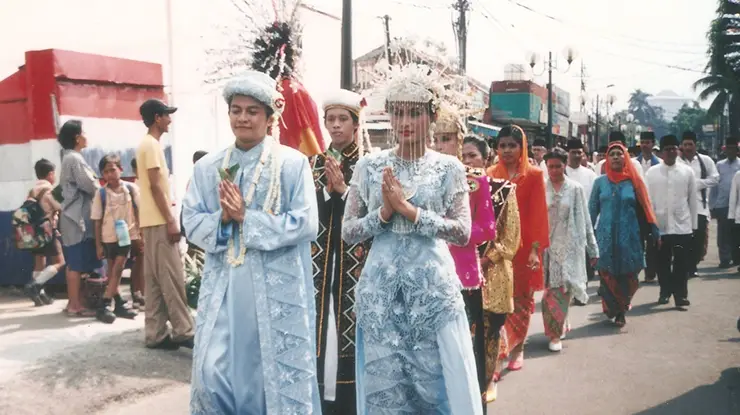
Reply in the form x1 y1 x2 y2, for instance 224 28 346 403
64 308 96 318
507 354 523 371
483 382 498 403
614 313 626 327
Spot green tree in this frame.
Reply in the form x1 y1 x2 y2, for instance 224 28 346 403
625 89 670 138
694 0 740 136
628 89 660 126
670 102 710 135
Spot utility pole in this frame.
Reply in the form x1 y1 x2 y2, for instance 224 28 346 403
579 62 587 113
340 0 352 89
595 94 601 150
579 62 589 149
452 0 470 74
547 51 554 149
382 15 393 65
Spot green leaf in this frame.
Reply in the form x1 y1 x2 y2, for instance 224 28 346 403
227 164 240 179
218 164 241 182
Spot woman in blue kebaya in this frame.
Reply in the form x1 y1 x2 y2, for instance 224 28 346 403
342 64 483 415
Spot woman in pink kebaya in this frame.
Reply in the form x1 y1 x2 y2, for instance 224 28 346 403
435 110 496 400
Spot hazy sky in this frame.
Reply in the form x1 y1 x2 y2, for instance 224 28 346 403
0 0 715 111
0 0 717 192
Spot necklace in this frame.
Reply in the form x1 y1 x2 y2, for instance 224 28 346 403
391 147 426 200
221 139 282 266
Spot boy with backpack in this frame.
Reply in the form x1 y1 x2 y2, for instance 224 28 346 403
18 159 66 306
90 154 140 323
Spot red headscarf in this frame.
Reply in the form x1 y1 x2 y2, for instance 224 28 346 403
604 142 657 225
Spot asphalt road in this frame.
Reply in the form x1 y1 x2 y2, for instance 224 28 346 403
0 223 738 414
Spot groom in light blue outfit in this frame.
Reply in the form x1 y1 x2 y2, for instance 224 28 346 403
183 71 321 414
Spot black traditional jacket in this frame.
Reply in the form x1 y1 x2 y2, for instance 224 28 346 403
309 142 371 400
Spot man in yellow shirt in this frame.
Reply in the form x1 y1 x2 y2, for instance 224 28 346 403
136 99 194 350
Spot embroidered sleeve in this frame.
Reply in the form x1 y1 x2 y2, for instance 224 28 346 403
243 157 319 250
415 162 471 246
486 188 521 263
342 157 389 244
182 162 231 254
468 176 496 246
575 184 598 259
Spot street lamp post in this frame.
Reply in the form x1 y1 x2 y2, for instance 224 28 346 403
529 49 576 149
620 113 642 146
594 84 615 150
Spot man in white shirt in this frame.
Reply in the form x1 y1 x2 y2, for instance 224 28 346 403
678 131 719 278
634 132 662 281
727 170 740 273
593 146 607 173
709 138 740 268
565 139 597 201
636 131 661 174
565 139 598 288
532 138 547 171
596 131 645 180
645 135 698 309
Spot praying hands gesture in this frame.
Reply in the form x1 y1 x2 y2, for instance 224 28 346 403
380 167 418 223
325 157 347 195
219 181 245 224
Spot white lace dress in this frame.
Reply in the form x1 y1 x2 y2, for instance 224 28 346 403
544 177 599 303
342 149 483 415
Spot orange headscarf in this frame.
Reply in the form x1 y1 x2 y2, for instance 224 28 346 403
604 142 657 225
487 125 531 180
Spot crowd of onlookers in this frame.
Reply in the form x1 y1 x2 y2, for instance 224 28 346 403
12 101 740 353
15 99 211 351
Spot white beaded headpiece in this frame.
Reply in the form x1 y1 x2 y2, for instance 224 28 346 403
382 63 444 112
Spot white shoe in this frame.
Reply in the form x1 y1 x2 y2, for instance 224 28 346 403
548 341 563 352
560 320 570 340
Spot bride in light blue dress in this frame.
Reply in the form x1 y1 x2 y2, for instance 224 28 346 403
342 64 484 414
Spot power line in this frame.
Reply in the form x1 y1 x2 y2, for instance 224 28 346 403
478 0 708 75
502 0 708 52
387 0 450 10
474 4 530 51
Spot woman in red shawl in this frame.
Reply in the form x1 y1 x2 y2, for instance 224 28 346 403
486 125 549 372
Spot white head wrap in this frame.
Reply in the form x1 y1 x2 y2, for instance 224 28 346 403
323 89 371 154
222 70 285 115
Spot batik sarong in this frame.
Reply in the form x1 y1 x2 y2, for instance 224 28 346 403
599 271 639 318
500 294 535 358
483 311 506 382
542 287 571 340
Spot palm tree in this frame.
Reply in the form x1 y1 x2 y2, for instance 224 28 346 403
694 0 740 136
628 89 660 125
693 74 740 134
